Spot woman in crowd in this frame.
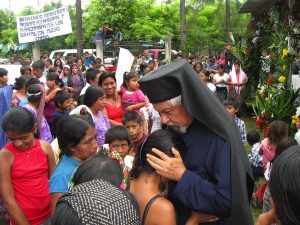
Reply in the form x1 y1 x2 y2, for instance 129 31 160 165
12 75 27 107
76 58 86 76
67 63 86 100
99 72 124 126
49 114 98 214
83 86 111 146
53 58 63 73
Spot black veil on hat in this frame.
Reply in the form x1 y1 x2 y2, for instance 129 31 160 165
139 59 254 225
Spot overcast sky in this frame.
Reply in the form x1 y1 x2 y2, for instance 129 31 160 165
0 0 90 14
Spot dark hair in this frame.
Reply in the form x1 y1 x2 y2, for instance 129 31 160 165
20 65 31 75
139 62 149 74
48 67 57 73
0 68 8 77
200 70 209 77
27 84 42 104
122 111 142 125
234 61 240 66
45 58 53 64
193 61 202 71
223 98 239 110
105 125 132 146
83 86 105 108
2 107 35 133
246 130 260 146
218 65 224 70
122 71 139 88
56 114 94 157
269 146 300 225
130 128 186 178
86 68 100 84
24 77 40 91
54 58 63 70
14 75 27 90
271 137 298 163
54 90 72 108
98 72 116 86
46 72 63 87
32 60 45 69
268 120 289 146
72 154 123 187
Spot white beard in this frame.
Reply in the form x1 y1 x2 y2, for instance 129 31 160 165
168 123 187 134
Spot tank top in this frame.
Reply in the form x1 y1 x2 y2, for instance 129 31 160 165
104 102 124 124
141 195 162 225
5 139 51 225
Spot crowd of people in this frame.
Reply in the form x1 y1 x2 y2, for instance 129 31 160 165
0 47 299 225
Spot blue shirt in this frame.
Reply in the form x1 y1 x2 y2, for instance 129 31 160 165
172 120 231 224
49 155 80 193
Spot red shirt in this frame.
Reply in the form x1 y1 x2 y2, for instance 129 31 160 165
5 139 51 225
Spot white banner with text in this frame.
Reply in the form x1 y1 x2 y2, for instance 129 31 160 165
16 7 72 44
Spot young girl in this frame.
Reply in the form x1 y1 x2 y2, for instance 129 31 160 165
83 86 111 146
0 107 55 225
45 72 63 134
67 63 86 100
213 65 230 103
130 128 186 225
252 120 289 208
49 114 98 214
23 84 52 143
199 70 216 94
53 58 63 73
121 71 147 112
12 75 27 107
59 65 70 87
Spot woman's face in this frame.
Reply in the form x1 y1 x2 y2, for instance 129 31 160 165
55 59 61 66
234 64 240 73
195 64 201 73
46 79 55 89
6 130 36 151
101 77 116 96
77 59 83 66
63 68 70 75
72 65 78 74
91 95 106 112
72 126 98 162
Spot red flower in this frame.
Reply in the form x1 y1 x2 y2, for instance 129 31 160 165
256 117 263 126
264 113 270 120
266 75 274 87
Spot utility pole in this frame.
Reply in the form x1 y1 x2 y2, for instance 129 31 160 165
76 0 83 56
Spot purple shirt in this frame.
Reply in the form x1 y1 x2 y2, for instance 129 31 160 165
93 112 111 146
23 104 52 143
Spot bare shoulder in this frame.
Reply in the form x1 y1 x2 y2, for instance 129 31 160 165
148 197 176 225
40 140 53 154
0 149 13 166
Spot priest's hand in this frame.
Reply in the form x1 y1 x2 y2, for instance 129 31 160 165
146 147 186 181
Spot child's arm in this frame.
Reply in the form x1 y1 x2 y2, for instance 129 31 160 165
0 150 31 225
186 211 219 225
126 101 147 111
41 140 56 177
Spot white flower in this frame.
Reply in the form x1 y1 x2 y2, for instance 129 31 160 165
296 107 300 116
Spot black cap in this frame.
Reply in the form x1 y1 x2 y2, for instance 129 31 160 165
139 59 194 103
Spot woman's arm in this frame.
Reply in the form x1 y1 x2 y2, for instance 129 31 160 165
40 141 56 177
51 193 63 215
45 88 61 103
0 150 30 225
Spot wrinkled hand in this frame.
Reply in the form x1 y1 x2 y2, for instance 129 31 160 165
146 148 186 181
255 209 276 225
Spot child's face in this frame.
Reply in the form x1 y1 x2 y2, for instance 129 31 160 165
0 74 8 85
6 130 35 150
225 105 238 117
109 139 130 158
124 120 143 142
60 98 73 110
199 72 208 82
127 77 139 91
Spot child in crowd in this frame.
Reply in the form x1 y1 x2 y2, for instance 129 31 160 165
247 130 263 180
262 137 298 213
104 125 134 170
212 65 230 103
122 111 147 155
0 107 55 225
12 75 27 107
252 120 289 208
199 70 216 93
224 99 247 144
52 90 73 137
49 114 98 215
23 84 53 143
255 146 300 225
121 71 147 112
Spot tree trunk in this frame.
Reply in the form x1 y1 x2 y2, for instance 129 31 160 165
76 0 83 57
225 0 231 45
180 0 187 50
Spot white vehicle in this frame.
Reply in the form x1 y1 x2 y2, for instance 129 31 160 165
49 49 97 62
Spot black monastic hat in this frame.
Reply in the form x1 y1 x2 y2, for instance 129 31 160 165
139 59 254 225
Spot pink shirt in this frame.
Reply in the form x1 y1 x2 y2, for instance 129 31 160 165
260 138 276 171
121 86 146 112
